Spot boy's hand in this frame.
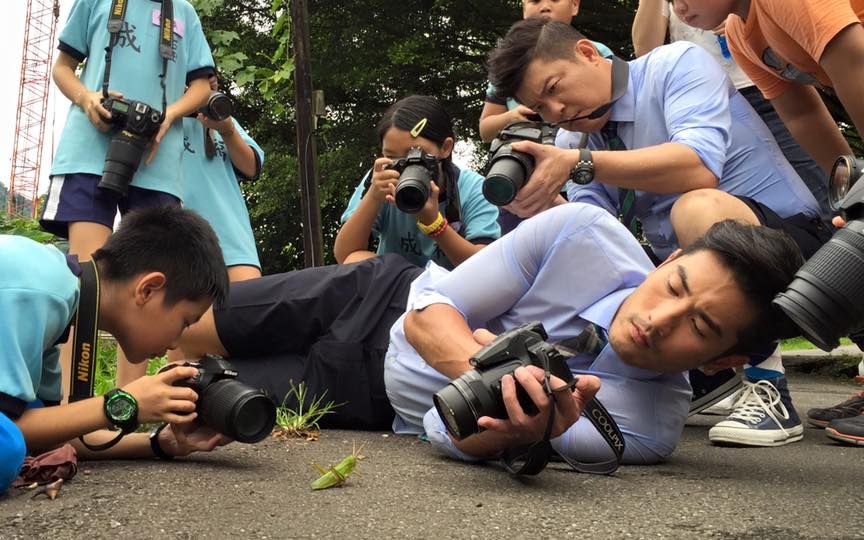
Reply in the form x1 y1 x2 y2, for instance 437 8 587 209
159 421 233 457
476 366 601 445
197 113 235 136
144 108 179 165
509 105 539 124
122 366 201 425
77 90 121 132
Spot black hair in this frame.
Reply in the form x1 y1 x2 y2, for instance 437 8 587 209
487 17 588 102
92 206 229 308
680 220 805 355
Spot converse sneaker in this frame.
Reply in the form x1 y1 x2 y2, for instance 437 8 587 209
708 377 804 446
689 368 743 416
825 415 864 446
806 392 864 427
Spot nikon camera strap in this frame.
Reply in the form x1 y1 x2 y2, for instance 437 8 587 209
103 0 174 113
69 260 101 404
501 324 625 476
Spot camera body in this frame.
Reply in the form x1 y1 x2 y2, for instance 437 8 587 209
198 91 234 121
100 96 164 195
385 147 440 214
483 121 558 206
773 154 864 350
433 322 575 440
169 355 276 443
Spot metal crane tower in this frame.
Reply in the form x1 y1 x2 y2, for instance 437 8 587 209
7 0 60 219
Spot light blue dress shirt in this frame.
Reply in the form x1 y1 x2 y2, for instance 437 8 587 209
561 42 821 259
51 0 214 200
383 203 692 465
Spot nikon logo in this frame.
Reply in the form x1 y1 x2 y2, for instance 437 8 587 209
77 342 92 382
162 18 173 42
112 0 125 16
591 408 624 452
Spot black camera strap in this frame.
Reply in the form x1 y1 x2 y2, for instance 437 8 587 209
104 0 174 112
68 260 129 452
501 326 625 476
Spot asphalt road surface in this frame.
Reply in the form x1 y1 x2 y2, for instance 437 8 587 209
1 371 862 539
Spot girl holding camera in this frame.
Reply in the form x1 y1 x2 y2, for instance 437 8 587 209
335 95 501 269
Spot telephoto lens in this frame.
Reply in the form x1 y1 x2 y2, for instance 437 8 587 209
483 143 534 206
394 164 433 214
773 155 864 351
101 133 152 195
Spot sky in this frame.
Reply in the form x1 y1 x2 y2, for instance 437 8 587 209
1 0 73 193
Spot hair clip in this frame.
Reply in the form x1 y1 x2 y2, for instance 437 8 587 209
410 118 428 138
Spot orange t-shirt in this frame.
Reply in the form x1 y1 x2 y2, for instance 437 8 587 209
726 0 864 99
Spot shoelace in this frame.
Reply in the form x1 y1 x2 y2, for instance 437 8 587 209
727 380 792 435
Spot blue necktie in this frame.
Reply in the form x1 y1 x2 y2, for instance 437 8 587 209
601 121 639 237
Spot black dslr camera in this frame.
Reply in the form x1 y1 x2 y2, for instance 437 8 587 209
198 90 234 121
774 155 864 350
433 322 575 440
100 96 164 195
385 147 440 214
483 121 558 206
165 355 276 443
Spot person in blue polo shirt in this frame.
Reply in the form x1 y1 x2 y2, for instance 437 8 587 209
0 207 230 495
335 95 501 270
42 0 215 401
176 203 805 467
485 17 833 447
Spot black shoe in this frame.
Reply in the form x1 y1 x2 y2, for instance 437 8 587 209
826 415 864 446
806 392 864 427
689 368 743 417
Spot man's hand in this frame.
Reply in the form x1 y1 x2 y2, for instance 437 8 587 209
504 141 574 218
159 421 232 457
197 113 234 136
77 90 122 132
122 366 201 425
477 366 601 445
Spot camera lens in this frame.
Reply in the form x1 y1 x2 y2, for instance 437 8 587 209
100 132 150 195
201 92 234 121
394 164 432 214
197 379 276 443
433 371 487 440
483 147 533 206
829 156 864 211
774 220 864 351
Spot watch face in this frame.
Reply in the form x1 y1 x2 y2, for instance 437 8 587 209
106 393 136 422
573 170 593 185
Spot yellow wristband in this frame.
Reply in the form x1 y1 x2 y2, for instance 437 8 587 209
417 212 445 235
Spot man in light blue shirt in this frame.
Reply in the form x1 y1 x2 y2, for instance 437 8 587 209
486 19 827 262
178 203 805 467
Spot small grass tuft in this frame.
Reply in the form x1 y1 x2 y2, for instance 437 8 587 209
273 381 344 440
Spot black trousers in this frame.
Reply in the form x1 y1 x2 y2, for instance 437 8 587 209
214 254 424 430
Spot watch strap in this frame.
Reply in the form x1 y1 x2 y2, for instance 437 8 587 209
103 388 139 433
149 423 175 460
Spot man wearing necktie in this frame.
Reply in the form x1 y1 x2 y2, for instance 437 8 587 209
486 17 833 448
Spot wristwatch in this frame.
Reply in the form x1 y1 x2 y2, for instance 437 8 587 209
569 147 595 185
103 388 139 433
149 423 174 460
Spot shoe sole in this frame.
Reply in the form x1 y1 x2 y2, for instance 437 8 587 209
825 427 864 446
689 377 744 417
807 418 830 428
709 425 804 447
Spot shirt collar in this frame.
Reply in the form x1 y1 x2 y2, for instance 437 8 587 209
578 287 633 331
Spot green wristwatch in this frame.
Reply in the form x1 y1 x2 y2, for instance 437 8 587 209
103 388 139 433
569 147 595 185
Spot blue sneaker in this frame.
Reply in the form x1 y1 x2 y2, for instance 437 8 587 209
709 376 804 446
689 368 743 416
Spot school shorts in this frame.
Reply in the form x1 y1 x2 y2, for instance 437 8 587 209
0 412 26 495
40 173 180 238
214 254 424 430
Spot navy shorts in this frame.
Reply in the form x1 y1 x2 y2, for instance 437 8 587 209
736 196 833 260
40 173 180 238
214 254 424 430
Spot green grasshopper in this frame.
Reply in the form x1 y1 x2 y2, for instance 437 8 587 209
310 441 367 490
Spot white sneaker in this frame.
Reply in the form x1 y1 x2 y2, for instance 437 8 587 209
701 388 742 416
708 377 804 447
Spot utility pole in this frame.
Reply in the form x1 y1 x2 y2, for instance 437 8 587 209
290 0 324 267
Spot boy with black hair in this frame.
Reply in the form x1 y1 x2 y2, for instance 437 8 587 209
0 207 230 495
